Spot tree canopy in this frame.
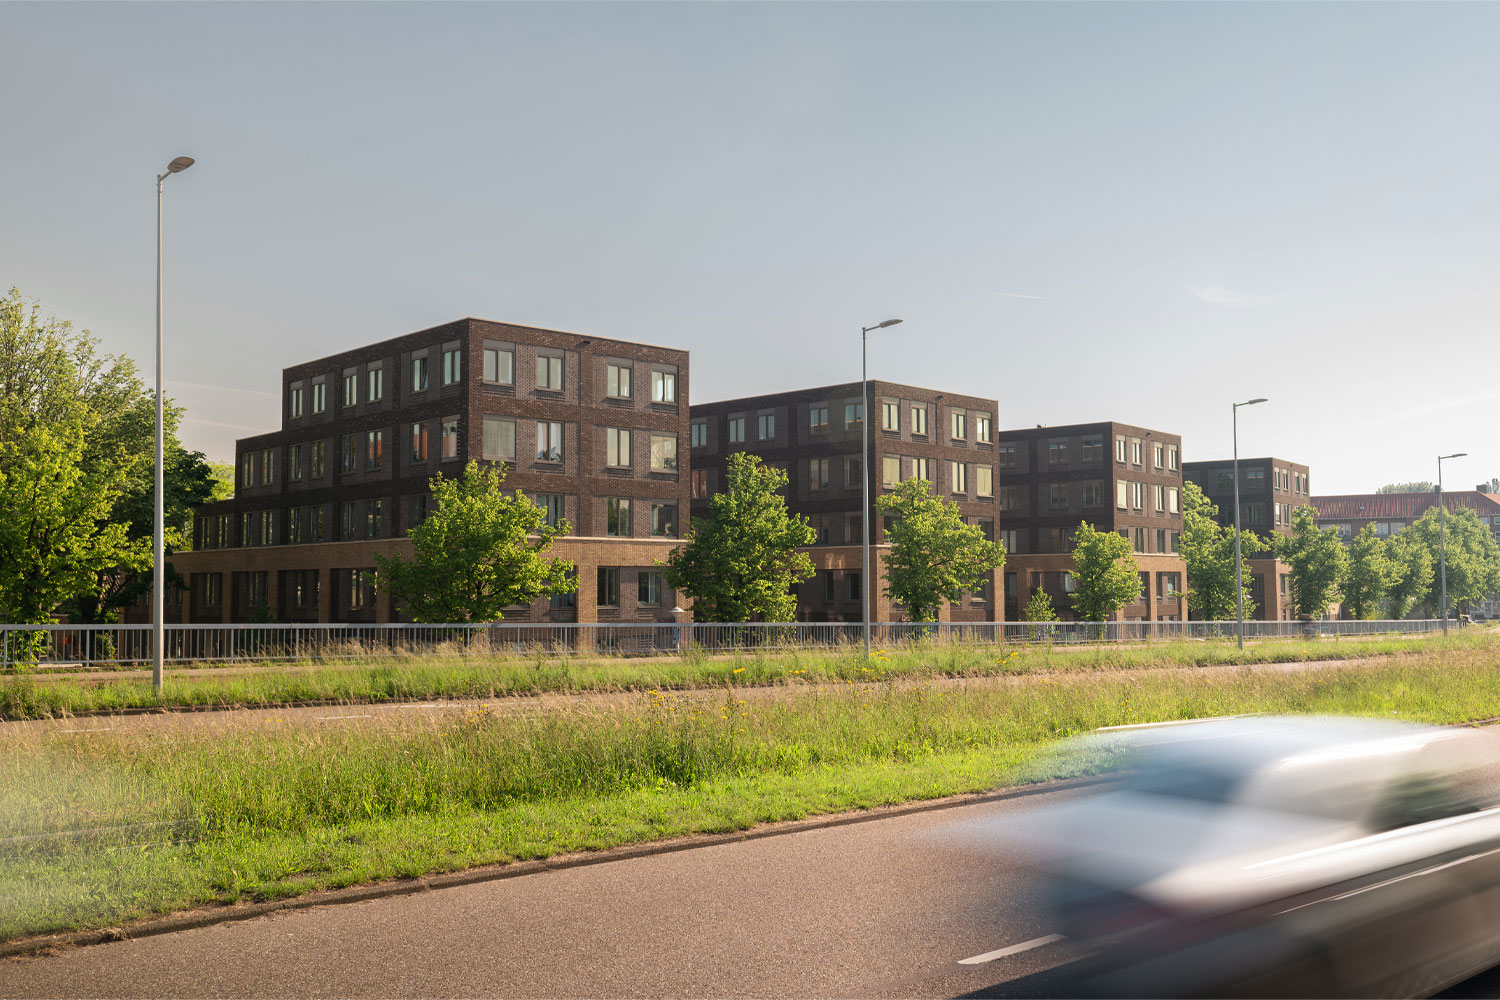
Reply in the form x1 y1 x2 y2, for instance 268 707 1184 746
874 478 1005 622
1400 505 1500 614
1342 524 1399 620
374 461 576 622
1069 522 1141 622
1384 529 1435 620
1277 505 1349 619
662 452 815 622
1178 481 1268 620
1377 481 1435 494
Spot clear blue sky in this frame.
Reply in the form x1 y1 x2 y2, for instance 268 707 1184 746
5 1 1499 494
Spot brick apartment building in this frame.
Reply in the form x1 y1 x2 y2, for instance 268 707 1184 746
689 381 1001 622
996 421 1188 622
1313 488 1500 618
1182 456 1312 620
165 318 690 624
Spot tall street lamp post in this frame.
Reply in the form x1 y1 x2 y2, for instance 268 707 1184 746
861 318 902 658
155 155 195 694
1438 452 1467 636
1232 397 1268 651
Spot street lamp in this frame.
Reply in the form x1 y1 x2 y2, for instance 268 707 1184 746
154 154 195 694
1232 397 1268 651
1438 452 1467 636
861 318 902 658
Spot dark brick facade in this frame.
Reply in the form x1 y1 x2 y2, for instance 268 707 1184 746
689 381 1001 622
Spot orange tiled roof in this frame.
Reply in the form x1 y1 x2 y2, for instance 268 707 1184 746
1312 492 1500 520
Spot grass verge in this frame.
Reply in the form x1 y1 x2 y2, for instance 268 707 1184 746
2 631 1491 722
3 634 1500 942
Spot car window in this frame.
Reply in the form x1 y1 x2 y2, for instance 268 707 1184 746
1126 763 1243 805
1369 772 1488 832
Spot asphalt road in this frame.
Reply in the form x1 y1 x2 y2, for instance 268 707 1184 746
1 786 1096 998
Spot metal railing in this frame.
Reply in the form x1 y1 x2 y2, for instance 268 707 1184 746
0 618 1456 671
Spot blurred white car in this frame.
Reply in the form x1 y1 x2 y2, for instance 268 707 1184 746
1030 716 1500 998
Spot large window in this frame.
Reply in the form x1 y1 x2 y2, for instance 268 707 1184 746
998 443 1017 468
484 346 514 385
952 411 967 441
651 368 677 403
597 567 619 607
311 381 326 414
951 462 968 494
976 465 993 497
442 417 460 460
342 371 358 407
412 356 429 392
367 498 383 539
757 413 775 441
537 421 564 462
691 469 708 499
910 405 927 436
261 509 274 545
691 421 707 448
882 400 899 431
289 444 303 482
844 401 864 427
537 352 564 390
607 498 632 536
809 406 828 432
1081 436 1103 463
411 422 428 462
810 458 830 490
260 449 274 485
482 415 516 462
340 434 357 474
652 502 677 537
366 431 384 470
607 362 632 399
883 455 901 488
650 433 678 472
442 348 462 386
638 572 663 607
728 417 745 443
975 414 992 444
607 427 632 468
310 440 325 478
288 386 303 419
1049 440 1067 465
535 493 565 528
340 501 356 540
368 367 384 402
912 457 930 482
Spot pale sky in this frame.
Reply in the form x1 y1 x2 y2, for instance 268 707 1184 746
5 1 1498 494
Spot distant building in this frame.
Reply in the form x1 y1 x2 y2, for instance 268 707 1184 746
689 382 1001 622
995 421 1187 622
1182 456 1312 621
163 318 690 624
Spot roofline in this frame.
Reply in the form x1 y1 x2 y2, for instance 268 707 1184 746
690 379 998 409
994 419 1182 438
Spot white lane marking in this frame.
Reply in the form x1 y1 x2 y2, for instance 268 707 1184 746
957 934 1065 965
398 703 439 709
317 714 374 721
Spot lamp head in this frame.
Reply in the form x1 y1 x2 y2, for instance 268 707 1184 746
876 318 903 329
167 156 195 173
1441 452 1468 460
1245 397 1268 405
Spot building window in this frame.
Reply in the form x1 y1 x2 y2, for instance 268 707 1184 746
1245 502 1266 523
340 434 357 474
606 427 632 468
483 416 516 462
912 457 930 482
883 455 901 488
1246 466 1266 481
1168 445 1179 471
484 346 515 385
823 571 836 601
997 443 1017 468
311 506 325 542
288 386 303 419
1130 438 1143 465
311 381 326 415
289 444 303 482
216 515 230 548
261 509 274 545
240 453 253 488
260 448 274 485
975 414 991 444
1154 443 1164 469
651 502 677 537
727 416 745 443
757 413 775 441
1082 436 1102 463
535 493 564 528
976 464 993 497
442 417 460 460
810 458 830 490
976 517 995 541
239 511 251 546
651 369 677 403
607 362 632 399
844 455 862 490
366 430 384 471
1048 440 1067 465
349 569 367 610
1159 572 1182 597
1168 487 1179 514
1154 484 1165 512
442 348 462 386
607 498 632 536
368 367 384 402
1132 482 1144 510
367 498 383 539
845 401 864 427
691 469 708 499
412 356 429 392
882 400 899 431
910 404 927 436
202 573 222 607
1134 527 1146 552
1169 530 1180 553
809 406 828 432
639 572 663 607
1117 480 1128 509
341 501 356 540
951 411 967 440
1217 471 1233 490
1048 483 1067 509
410 494 428 531
952 462 968 494
536 420 563 462
293 570 318 609
1082 481 1104 507
597 567 619 607
846 571 861 601
1115 435 1127 463
537 352 564 391
650 433 678 472
310 440 325 478
551 571 578 610
691 421 707 448
411 422 428 462
343 371 358 407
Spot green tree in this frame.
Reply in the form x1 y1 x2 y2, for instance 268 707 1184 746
1177 481 1267 620
663 453 815 622
1343 524 1399 620
1377 481 1435 494
1385 530 1435 620
375 461 576 622
1069 521 1141 622
1277 505 1349 619
1400 505 1500 614
0 290 153 630
874 478 1005 622
1022 587 1059 622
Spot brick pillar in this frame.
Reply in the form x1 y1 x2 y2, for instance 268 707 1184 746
317 569 334 624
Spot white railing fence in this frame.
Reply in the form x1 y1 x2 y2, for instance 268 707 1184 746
0 618 1454 671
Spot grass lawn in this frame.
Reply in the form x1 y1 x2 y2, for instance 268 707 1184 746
3 632 1500 943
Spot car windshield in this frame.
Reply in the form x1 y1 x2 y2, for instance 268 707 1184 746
1125 762 1245 805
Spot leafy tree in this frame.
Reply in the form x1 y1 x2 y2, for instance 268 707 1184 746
663 453 815 622
1377 481 1435 494
1277 505 1349 619
874 478 1005 622
1385 530 1434 620
1343 524 1399 620
0 290 153 631
1022 588 1059 622
1178 481 1268 620
1400 505 1500 614
1069 522 1141 622
375 461 576 622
